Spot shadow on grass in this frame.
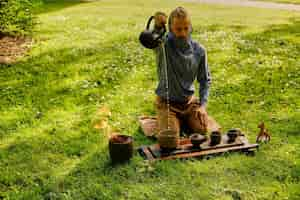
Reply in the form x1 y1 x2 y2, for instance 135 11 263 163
0 35 145 139
0 33 151 197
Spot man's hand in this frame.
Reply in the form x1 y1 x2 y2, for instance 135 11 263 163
154 11 167 29
194 105 208 132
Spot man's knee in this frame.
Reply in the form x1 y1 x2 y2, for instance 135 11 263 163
187 109 208 134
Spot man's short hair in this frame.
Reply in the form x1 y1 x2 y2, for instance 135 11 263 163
154 11 167 18
168 7 190 26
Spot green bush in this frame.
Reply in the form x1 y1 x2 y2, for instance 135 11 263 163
0 0 41 36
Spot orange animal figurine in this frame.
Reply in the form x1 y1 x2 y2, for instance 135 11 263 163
256 122 271 143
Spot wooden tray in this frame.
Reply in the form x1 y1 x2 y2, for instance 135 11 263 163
138 135 259 161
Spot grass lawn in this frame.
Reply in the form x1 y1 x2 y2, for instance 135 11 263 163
0 0 299 199
253 0 300 4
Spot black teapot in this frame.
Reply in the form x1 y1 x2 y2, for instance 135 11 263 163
139 16 166 49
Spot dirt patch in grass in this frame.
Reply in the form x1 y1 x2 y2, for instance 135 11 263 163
0 35 32 64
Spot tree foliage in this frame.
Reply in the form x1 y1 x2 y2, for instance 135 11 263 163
0 0 41 36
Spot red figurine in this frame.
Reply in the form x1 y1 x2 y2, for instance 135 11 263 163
256 122 271 143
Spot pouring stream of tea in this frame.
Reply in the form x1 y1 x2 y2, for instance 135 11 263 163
161 42 170 130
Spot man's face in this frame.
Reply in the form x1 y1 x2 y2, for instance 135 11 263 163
170 17 191 39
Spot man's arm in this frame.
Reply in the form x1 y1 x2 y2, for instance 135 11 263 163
152 12 167 53
197 47 211 107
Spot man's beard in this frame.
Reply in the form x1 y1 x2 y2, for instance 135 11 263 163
173 37 190 49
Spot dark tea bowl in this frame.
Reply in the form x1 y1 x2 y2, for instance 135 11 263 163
210 131 222 146
227 129 240 143
190 133 207 148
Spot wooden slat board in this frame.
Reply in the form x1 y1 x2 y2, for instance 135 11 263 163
138 135 259 161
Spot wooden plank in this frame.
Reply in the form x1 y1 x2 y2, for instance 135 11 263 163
169 142 244 156
159 136 245 154
137 136 259 161
138 146 155 160
148 144 161 158
144 147 155 160
159 144 259 160
183 140 244 151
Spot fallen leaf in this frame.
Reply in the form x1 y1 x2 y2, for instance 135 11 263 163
94 119 108 129
98 106 111 117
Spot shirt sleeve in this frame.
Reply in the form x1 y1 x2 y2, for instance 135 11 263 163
197 47 211 106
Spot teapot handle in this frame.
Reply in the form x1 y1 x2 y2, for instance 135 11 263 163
146 16 155 30
146 16 166 42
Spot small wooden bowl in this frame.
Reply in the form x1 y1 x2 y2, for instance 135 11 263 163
109 134 133 163
158 129 178 149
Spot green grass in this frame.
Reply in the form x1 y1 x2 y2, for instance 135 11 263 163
34 0 89 14
253 0 300 4
0 0 300 199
